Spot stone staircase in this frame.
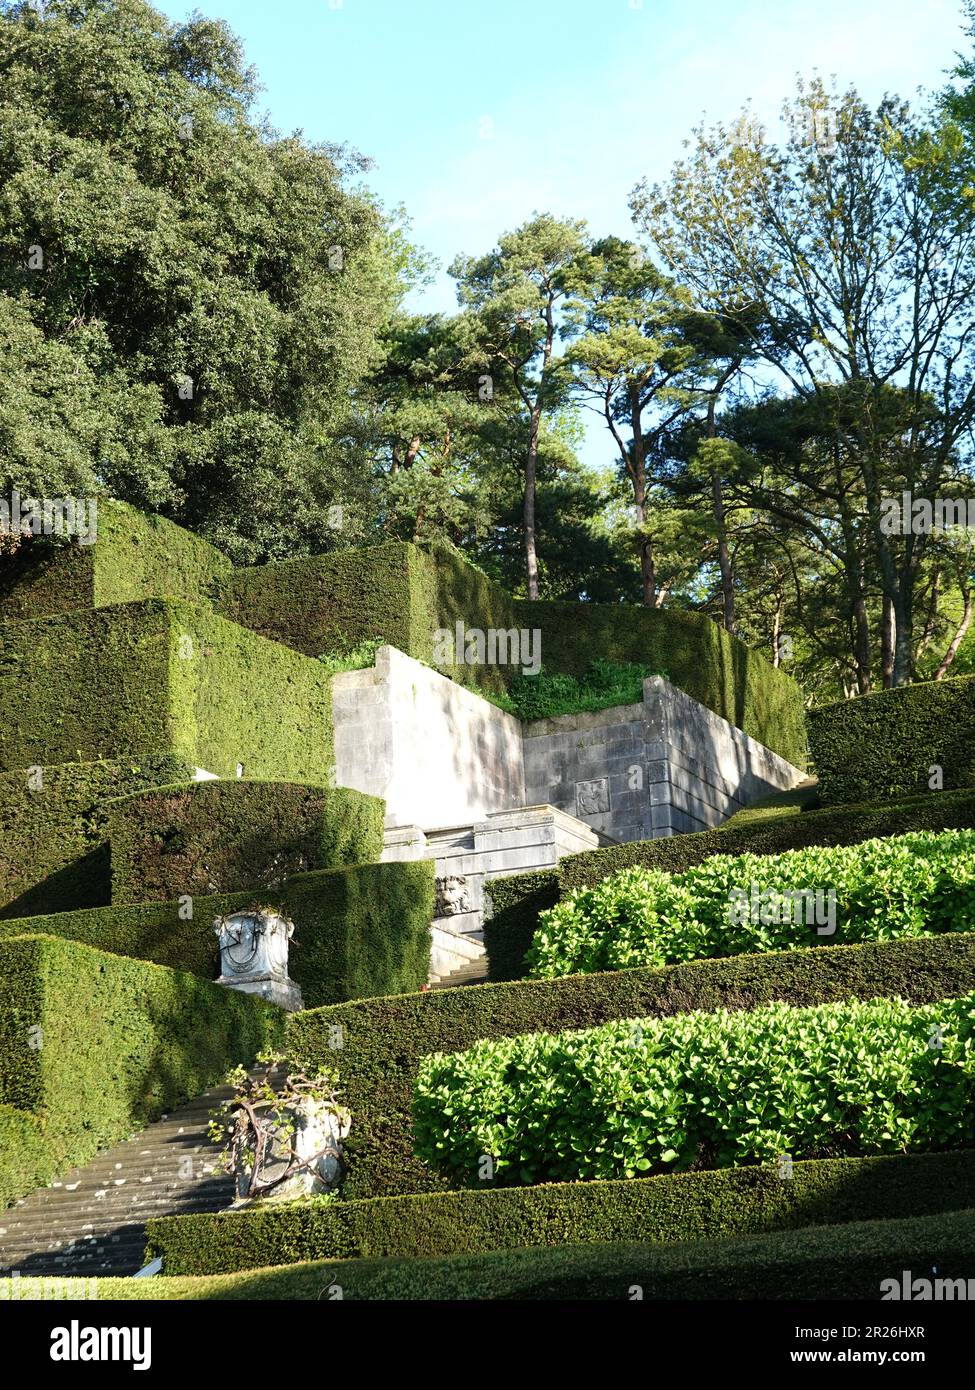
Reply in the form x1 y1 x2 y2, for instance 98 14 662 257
0 1081 238 1278
428 920 487 986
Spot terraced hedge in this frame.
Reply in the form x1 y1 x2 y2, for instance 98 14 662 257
0 599 334 782
809 674 975 804
0 500 231 622
106 780 383 905
144 1148 975 1275
514 599 806 766
0 934 281 1208
0 860 434 1010
486 787 975 981
286 933 975 1198
0 755 195 919
216 540 516 695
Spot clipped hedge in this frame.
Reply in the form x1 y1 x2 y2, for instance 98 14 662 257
484 871 559 982
0 860 434 1010
530 829 975 978
487 787 975 981
286 932 975 1198
0 500 231 622
0 599 334 781
95 1208 975 1298
217 540 516 695
0 755 195 919
415 992 975 1187
0 934 282 1208
106 780 383 906
809 674 975 804
514 598 806 766
144 1147 975 1275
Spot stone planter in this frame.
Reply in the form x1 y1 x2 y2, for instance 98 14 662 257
234 1096 351 1204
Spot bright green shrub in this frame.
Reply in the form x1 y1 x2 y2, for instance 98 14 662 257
529 829 975 978
808 675 975 804
0 599 333 781
0 860 434 1010
143 1149 975 1276
0 754 195 919
558 786 975 895
106 780 383 905
0 934 282 1208
414 992 975 1187
286 933 975 1198
480 660 656 721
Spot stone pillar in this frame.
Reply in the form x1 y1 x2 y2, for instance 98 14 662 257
213 909 303 1011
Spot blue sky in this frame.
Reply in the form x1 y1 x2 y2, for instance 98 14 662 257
158 0 970 462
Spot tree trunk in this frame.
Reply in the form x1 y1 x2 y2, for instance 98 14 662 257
881 595 895 688
523 401 542 601
935 588 972 680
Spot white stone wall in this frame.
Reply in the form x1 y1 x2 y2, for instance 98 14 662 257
333 650 804 843
332 646 525 829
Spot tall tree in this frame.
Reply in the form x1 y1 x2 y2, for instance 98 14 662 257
632 78 975 682
562 236 703 605
0 0 405 559
451 215 592 599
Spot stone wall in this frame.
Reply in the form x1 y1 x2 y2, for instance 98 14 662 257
332 646 525 828
522 676 805 842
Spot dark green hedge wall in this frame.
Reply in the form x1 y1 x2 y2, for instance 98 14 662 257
484 871 559 982
809 675 975 804
287 933 975 1199
514 599 807 766
0 501 231 623
144 1147 975 1276
0 934 282 1208
0 860 434 1011
216 543 417 658
106 780 383 906
486 788 975 981
0 599 334 782
0 755 195 920
134 1206 975 1299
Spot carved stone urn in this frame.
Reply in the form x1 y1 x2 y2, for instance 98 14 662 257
213 909 303 1011
234 1098 352 1205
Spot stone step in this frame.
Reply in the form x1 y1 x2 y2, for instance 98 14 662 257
429 957 490 990
0 1078 253 1278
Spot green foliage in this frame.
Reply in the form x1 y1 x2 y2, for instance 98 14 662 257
0 933 282 1208
0 598 334 781
488 787 975 981
0 754 194 919
481 660 656 722
529 829 975 978
285 932 975 1198
143 1147 975 1276
809 675 975 804
64 1207 975 1299
318 639 386 675
484 871 560 982
105 780 383 906
0 860 434 1010
414 992 975 1186
0 0 402 560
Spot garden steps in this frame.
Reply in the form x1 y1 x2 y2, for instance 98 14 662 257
429 956 490 989
0 1080 239 1278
